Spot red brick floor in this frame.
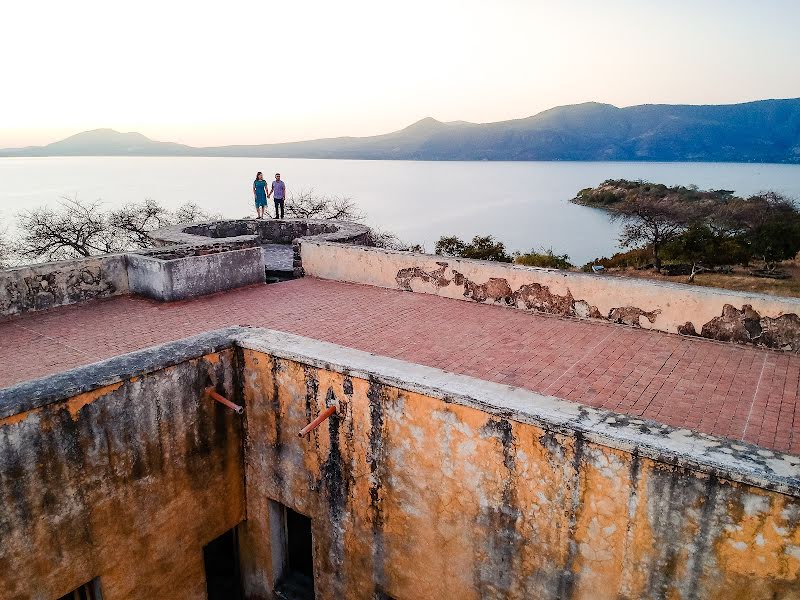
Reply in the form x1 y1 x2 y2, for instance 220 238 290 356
2 278 799 454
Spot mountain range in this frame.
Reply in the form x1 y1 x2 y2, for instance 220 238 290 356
3 98 800 163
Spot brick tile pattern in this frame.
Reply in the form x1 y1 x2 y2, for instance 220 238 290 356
1 278 798 454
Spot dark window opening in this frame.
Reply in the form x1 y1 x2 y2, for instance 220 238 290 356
203 526 244 600
57 579 103 600
272 503 315 600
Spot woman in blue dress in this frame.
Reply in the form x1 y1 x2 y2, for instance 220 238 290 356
253 172 268 219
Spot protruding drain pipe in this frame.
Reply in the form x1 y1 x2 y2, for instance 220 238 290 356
206 387 244 414
298 405 337 437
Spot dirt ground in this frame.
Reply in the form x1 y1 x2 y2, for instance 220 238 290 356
603 261 800 299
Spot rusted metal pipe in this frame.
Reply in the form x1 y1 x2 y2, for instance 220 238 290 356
206 387 243 414
298 405 337 437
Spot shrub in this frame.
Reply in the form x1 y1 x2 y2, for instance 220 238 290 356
582 246 652 272
435 235 512 262
514 248 573 269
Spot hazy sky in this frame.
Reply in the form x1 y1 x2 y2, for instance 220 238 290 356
2 0 799 148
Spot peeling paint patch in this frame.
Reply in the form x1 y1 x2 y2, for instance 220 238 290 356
0 407 42 428
454 272 515 305
65 382 124 420
394 266 641 325
395 263 451 291
514 282 575 315
607 306 661 327
700 304 800 352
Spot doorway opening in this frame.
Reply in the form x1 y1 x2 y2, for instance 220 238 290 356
271 501 315 600
57 578 103 600
203 526 243 600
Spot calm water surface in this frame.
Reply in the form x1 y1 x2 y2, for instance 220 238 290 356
1 157 799 264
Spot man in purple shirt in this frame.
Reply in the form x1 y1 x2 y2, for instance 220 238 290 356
270 173 286 219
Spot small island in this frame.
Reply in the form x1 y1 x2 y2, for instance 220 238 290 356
569 179 800 296
572 179 736 208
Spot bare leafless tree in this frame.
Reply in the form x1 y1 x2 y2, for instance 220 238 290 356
713 192 800 270
284 188 365 221
11 197 228 264
0 223 10 269
173 202 223 223
368 227 423 252
13 196 121 262
108 198 174 249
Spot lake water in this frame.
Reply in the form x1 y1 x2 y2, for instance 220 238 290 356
1 157 799 265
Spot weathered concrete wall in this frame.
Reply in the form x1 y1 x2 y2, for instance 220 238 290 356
4 325 799 599
0 332 245 599
301 242 800 352
128 246 265 301
0 254 129 318
152 218 373 278
236 329 800 600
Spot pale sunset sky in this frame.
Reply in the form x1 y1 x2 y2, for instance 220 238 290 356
1 0 799 148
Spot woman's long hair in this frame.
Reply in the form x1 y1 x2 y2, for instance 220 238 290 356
255 172 263 180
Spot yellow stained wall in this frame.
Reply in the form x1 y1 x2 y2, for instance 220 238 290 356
0 352 245 600
240 349 800 600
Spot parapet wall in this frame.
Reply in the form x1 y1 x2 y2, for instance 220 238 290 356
301 242 800 352
0 254 130 318
127 246 265 302
0 330 245 599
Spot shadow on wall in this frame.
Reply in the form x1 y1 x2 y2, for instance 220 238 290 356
0 343 245 599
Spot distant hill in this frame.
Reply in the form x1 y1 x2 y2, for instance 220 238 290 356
1 128 194 156
3 98 800 163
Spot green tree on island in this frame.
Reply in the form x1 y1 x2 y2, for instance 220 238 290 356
574 180 800 276
611 195 700 270
435 235 513 262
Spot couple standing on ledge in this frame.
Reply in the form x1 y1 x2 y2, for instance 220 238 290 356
253 172 286 220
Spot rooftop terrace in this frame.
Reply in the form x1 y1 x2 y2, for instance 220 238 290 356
4 218 800 598
3 276 797 454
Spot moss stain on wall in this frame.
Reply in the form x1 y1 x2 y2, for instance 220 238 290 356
240 349 800 600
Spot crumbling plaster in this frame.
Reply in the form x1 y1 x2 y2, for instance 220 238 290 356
301 242 800 351
0 255 129 318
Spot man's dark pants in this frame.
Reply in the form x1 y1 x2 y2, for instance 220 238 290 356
274 198 284 219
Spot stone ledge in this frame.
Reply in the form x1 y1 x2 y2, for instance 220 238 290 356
150 217 371 247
